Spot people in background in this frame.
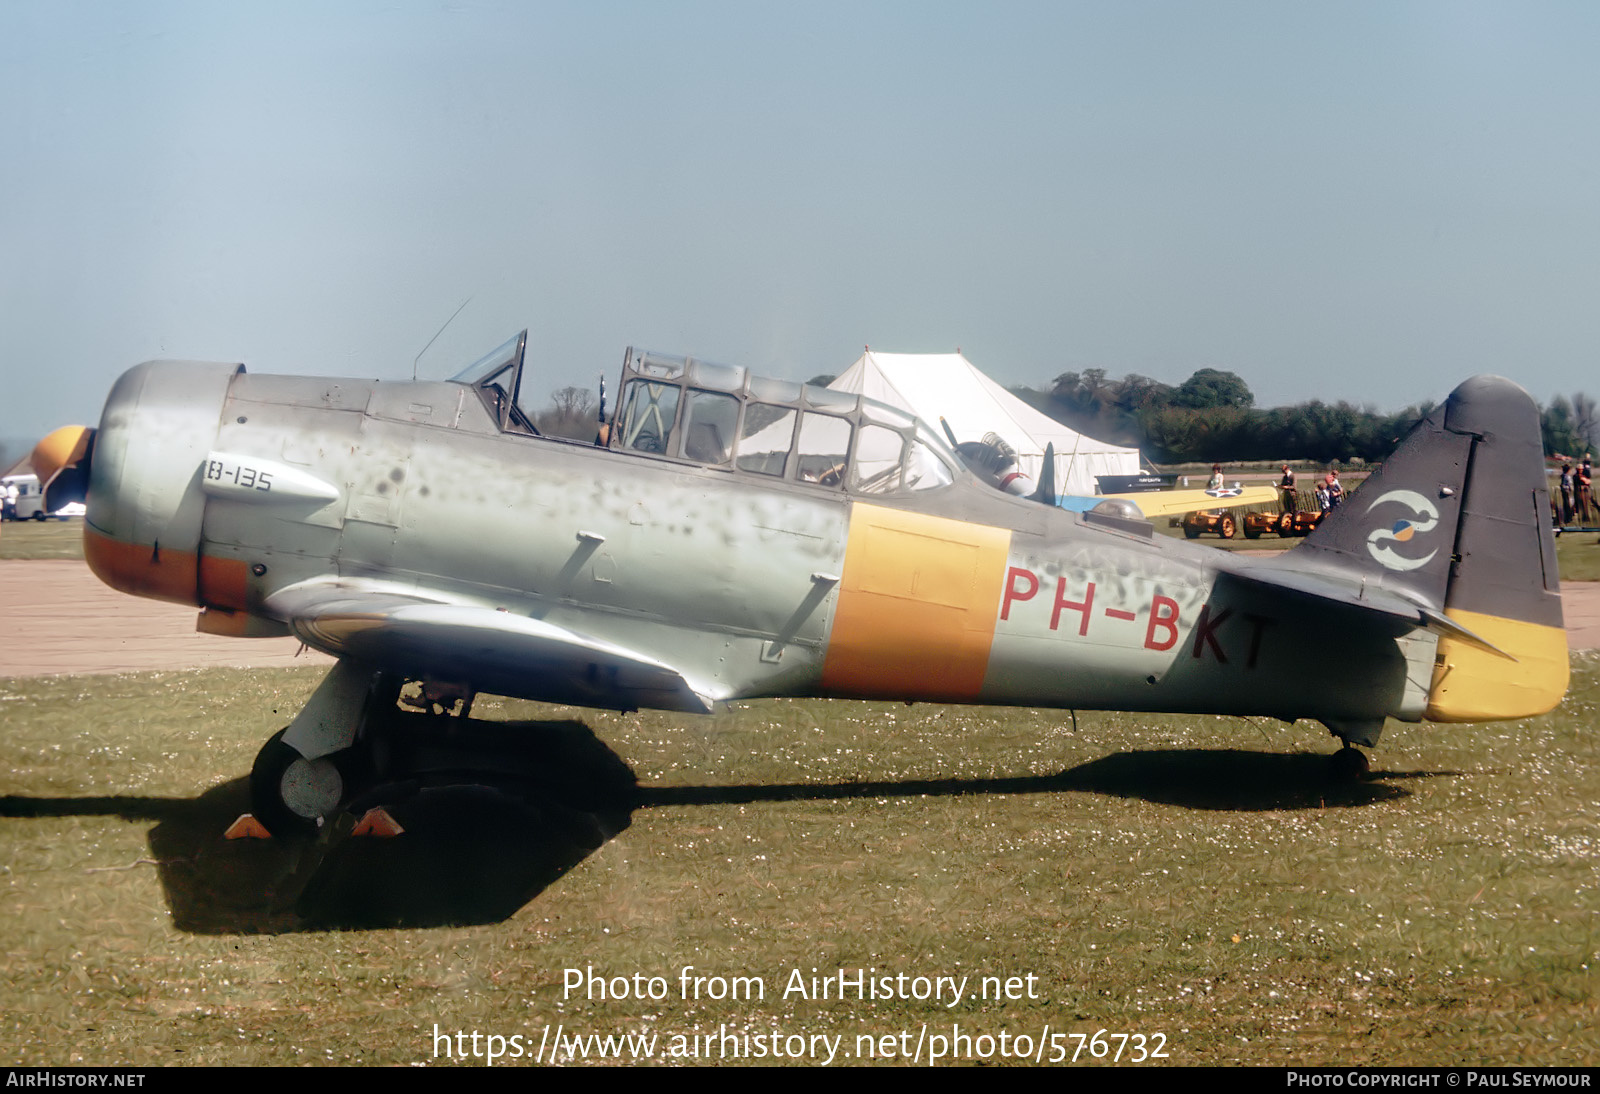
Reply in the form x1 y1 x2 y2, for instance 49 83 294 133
1279 464 1297 513
1324 469 1343 509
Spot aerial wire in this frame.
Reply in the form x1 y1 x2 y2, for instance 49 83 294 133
412 296 475 381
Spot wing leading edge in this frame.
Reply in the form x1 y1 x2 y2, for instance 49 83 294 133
264 582 721 714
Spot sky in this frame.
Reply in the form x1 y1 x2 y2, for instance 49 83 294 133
4 0 1599 449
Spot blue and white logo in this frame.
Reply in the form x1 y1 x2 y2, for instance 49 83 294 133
1364 489 1441 571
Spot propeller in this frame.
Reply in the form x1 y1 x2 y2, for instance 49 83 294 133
31 425 95 512
942 417 1052 501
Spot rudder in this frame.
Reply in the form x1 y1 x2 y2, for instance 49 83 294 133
1294 375 1566 721
1425 376 1566 721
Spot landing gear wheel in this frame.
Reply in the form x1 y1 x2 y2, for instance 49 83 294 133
250 727 345 837
1329 746 1370 782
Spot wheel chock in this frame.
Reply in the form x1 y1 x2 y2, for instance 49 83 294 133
223 814 273 840
352 807 405 838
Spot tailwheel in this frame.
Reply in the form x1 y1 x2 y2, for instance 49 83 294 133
250 727 346 837
1329 746 1370 782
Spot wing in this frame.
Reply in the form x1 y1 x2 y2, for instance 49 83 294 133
1053 485 1280 517
264 581 722 714
1112 485 1281 518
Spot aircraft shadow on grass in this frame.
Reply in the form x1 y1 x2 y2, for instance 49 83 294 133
0 720 1441 933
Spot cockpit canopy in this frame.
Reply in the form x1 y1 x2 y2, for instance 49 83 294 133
611 348 958 495
449 334 960 495
451 330 538 434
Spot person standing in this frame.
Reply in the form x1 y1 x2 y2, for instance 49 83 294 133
1324 469 1343 509
1279 464 1297 513
1579 455 1594 524
1560 462 1576 525
1207 464 1224 491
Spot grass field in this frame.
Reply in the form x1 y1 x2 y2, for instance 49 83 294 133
1 661 1595 1067
0 518 84 560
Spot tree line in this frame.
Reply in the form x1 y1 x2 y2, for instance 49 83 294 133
522 368 1598 468
1018 367 1596 466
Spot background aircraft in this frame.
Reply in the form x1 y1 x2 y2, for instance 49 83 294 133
939 419 1279 519
33 333 1566 836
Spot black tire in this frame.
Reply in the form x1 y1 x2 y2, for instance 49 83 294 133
1243 525 1261 540
250 727 340 837
1219 517 1236 539
33 512 45 521
1329 747 1370 782
1183 526 1200 539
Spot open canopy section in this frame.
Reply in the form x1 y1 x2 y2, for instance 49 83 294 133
610 348 959 495
829 351 1142 498
451 330 538 434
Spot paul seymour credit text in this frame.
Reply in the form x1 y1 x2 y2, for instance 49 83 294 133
427 964 1173 1065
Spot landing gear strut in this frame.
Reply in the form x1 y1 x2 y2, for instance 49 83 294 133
1320 718 1379 783
247 662 407 837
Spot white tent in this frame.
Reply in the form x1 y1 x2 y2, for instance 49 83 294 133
829 351 1142 498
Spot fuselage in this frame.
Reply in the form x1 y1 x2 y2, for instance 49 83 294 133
80 358 1435 727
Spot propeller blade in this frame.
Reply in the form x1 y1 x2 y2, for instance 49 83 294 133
32 425 95 511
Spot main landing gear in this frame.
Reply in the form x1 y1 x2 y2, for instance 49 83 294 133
248 661 474 837
249 727 347 838
1321 718 1379 782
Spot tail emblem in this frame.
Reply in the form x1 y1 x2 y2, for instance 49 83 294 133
1365 489 1441 571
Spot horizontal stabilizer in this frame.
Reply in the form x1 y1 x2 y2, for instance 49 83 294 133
1223 556 1519 661
1417 607 1514 662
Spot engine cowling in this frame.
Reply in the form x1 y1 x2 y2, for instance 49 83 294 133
81 360 243 606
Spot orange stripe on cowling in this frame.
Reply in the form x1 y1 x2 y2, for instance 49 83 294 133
820 503 1011 701
84 527 200 606
84 528 251 611
199 554 251 611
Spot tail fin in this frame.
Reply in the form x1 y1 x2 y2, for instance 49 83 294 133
1297 375 1566 721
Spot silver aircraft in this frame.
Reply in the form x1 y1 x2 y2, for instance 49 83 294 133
33 332 1568 835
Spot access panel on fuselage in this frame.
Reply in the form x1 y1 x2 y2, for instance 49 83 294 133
821 503 1011 701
